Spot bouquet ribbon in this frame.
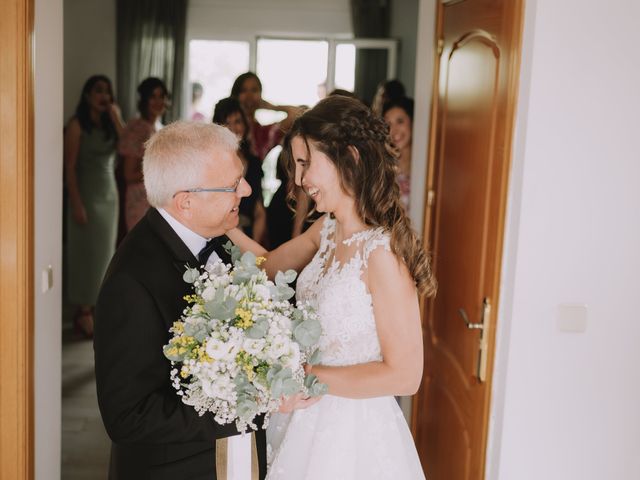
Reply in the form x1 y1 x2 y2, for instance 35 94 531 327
215 432 259 480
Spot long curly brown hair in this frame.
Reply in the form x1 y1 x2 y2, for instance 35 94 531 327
283 95 436 297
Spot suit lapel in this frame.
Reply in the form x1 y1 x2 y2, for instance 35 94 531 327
146 208 233 270
146 208 198 270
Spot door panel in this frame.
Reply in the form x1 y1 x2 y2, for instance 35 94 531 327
431 32 500 383
412 1 524 479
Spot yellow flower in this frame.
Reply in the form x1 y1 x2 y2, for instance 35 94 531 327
255 256 267 267
183 294 203 305
166 346 178 357
180 366 190 378
197 345 212 363
235 307 253 329
171 322 184 334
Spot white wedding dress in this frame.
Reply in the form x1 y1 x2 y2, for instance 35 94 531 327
266 216 425 479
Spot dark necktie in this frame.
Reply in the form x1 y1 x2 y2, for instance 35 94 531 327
198 237 223 266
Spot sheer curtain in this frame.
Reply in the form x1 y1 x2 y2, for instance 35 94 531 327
116 0 187 122
350 0 391 106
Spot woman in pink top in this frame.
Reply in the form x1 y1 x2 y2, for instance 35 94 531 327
383 97 414 213
118 77 168 231
231 72 303 161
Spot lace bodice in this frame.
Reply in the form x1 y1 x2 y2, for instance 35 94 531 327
296 216 391 367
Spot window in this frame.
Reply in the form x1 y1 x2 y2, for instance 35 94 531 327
255 38 328 125
187 40 250 121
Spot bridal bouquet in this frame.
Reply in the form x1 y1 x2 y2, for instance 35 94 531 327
163 243 326 432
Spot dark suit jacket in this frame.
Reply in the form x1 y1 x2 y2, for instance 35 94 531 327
94 208 267 480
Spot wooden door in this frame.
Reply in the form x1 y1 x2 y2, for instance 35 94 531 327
412 1 524 479
0 0 34 478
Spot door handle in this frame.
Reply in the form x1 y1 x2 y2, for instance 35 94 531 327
458 298 491 382
458 308 483 329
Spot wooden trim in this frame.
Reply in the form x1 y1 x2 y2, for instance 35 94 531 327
412 0 444 436
0 0 35 478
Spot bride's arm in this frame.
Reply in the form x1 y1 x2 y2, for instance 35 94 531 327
308 247 424 398
226 214 326 279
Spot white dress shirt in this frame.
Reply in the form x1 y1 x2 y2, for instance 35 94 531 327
157 208 220 265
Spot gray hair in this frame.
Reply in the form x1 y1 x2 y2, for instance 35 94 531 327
143 121 238 207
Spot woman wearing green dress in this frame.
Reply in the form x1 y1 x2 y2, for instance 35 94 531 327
64 75 124 337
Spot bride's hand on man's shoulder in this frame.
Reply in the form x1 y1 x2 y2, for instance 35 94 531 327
278 392 321 413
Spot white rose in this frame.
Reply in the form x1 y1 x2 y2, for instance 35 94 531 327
253 284 271 302
284 343 301 370
268 335 290 360
243 338 266 356
206 338 240 361
202 376 233 399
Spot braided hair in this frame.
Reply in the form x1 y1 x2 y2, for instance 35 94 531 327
284 95 436 296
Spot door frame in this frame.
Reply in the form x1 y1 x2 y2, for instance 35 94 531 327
0 0 35 478
411 0 526 477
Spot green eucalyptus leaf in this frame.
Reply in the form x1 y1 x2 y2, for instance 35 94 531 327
234 373 250 388
281 378 300 396
184 321 208 342
237 398 258 420
240 251 257 267
307 348 322 365
205 289 237 320
163 344 184 362
274 367 293 382
304 374 328 396
224 241 242 264
275 285 295 301
275 269 297 287
270 377 284 398
245 319 268 339
267 365 282 383
182 267 200 284
308 380 329 397
232 269 254 285
294 319 322 347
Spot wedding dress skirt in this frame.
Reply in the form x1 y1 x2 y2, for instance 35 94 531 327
266 216 425 479
266 395 424 479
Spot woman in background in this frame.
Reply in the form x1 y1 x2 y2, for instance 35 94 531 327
64 74 124 337
118 77 168 231
266 151 296 248
231 72 303 161
213 96 267 243
383 96 414 212
371 79 406 116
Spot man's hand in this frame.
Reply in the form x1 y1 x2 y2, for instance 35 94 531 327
278 392 321 413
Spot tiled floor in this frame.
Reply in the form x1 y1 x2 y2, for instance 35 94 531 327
61 322 110 479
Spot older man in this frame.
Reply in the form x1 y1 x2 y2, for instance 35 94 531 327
94 122 266 479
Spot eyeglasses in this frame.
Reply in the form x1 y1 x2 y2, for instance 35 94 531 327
173 178 243 198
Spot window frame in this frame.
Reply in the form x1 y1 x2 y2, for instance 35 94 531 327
183 35 398 115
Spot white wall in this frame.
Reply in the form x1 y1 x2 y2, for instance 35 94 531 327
488 1 640 479
390 0 420 97
63 0 116 122
35 0 63 477
188 0 352 40
409 0 436 233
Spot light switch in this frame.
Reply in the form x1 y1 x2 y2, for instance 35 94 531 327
41 265 53 293
556 304 588 333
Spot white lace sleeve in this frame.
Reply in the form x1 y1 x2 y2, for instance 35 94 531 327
361 228 391 268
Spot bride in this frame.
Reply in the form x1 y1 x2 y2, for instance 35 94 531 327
227 95 436 479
